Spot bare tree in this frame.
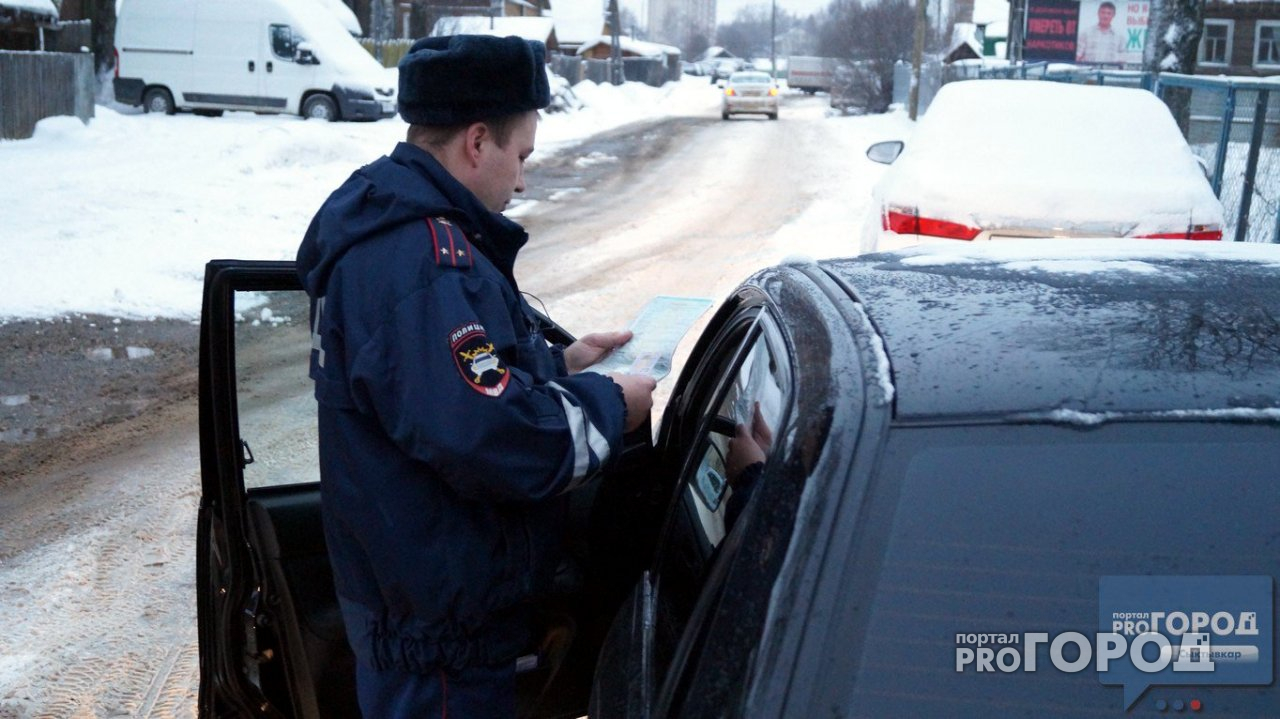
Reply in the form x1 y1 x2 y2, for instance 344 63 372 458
716 5 799 60
819 0 916 112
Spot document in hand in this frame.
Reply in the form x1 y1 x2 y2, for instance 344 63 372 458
589 295 714 380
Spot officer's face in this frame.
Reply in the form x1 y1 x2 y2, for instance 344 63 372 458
475 112 537 213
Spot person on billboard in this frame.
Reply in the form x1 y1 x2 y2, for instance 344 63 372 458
1076 1 1128 64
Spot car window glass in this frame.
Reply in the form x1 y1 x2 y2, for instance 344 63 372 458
653 313 790 687
233 289 318 489
687 334 786 545
270 24 303 61
836 423 1280 716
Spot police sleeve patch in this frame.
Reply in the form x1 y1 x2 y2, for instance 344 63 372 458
449 322 509 397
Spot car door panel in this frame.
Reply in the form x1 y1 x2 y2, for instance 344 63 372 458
592 286 791 717
199 259 666 719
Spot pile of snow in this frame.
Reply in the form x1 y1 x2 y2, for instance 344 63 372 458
0 0 57 19
0 75 719 322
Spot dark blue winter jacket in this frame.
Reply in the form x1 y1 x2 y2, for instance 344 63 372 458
296 142 627 674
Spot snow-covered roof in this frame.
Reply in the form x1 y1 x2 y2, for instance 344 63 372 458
0 0 58 20
577 35 680 58
947 22 983 58
431 15 556 43
695 46 736 61
550 0 606 45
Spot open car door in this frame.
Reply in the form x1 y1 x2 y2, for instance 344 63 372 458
197 259 664 718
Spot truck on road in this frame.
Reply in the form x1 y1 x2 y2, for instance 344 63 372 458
786 55 835 94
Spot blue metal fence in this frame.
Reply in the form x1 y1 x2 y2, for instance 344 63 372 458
933 64 1280 243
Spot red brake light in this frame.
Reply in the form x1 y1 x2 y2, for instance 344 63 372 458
1134 225 1222 241
884 208 981 240
114 48 119 78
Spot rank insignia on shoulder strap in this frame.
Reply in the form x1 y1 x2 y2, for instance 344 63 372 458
426 216 475 269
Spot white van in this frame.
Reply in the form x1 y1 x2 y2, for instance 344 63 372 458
114 0 396 121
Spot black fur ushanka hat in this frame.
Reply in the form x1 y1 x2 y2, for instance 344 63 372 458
397 34 551 126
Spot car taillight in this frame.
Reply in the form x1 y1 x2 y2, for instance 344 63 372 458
114 48 119 78
725 88 735 96
768 87 778 96
1134 224 1223 241
883 208 981 241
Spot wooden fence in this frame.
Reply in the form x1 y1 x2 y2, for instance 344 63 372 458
358 38 415 69
47 19 93 55
0 50 95 140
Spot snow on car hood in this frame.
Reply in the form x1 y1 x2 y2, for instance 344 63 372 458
874 80 1224 236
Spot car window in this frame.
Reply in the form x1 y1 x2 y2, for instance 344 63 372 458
651 312 791 693
730 73 771 84
270 24 304 61
829 422 1280 716
233 289 318 489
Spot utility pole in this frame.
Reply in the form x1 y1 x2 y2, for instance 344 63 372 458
770 0 777 79
608 0 624 85
909 0 927 120
1007 0 1025 61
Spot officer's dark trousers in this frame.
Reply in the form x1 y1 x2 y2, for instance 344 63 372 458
356 660 515 718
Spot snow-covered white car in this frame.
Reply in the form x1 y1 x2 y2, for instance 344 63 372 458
860 80 1224 253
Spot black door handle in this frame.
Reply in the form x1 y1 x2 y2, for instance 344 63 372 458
248 60 255 72
266 61 273 73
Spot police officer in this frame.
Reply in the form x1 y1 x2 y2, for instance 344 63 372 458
296 34 657 716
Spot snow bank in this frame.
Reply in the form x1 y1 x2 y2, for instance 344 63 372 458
0 75 720 321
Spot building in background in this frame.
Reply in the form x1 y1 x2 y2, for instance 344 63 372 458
549 0 608 54
0 0 59 50
1199 0 1280 77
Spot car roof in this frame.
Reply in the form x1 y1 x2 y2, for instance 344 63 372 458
820 240 1280 422
872 79 1223 235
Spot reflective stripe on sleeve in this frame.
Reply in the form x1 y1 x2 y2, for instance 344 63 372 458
548 381 611 489
311 296 326 368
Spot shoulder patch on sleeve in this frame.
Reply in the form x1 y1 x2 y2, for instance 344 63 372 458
426 217 475 269
450 322 509 397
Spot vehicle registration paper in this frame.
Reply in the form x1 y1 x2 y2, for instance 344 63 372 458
589 296 714 380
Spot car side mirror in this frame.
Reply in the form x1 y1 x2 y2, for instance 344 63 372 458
1194 155 1213 183
866 140 905 165
295 43 319 65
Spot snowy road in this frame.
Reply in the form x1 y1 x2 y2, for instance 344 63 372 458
0 91 909 717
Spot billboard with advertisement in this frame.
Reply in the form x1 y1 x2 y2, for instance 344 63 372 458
1023 0 1150 65
1024 0 1080 63
1076 0 1149 65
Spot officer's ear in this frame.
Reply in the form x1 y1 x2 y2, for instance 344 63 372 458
462 121 492 168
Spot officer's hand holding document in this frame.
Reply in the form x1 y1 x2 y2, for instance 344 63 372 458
589 296 714 380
